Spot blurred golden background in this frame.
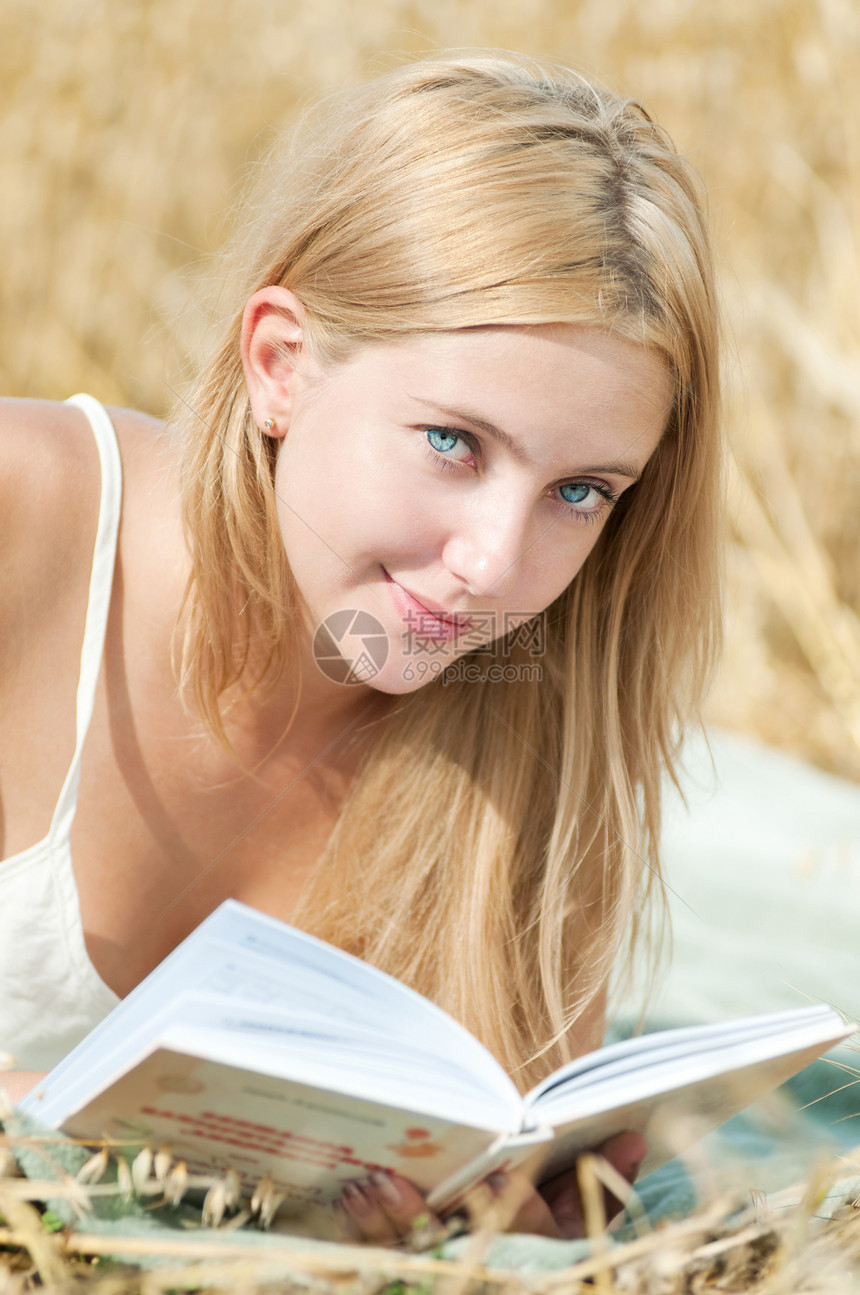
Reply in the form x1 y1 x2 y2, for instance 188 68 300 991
2 0 859 777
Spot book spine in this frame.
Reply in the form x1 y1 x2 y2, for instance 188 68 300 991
427 1126 554 1213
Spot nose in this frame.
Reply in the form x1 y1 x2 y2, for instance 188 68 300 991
442 501 531 600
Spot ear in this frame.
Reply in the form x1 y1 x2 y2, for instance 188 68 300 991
240 287 308 438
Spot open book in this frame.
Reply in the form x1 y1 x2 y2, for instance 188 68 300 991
21 901 853 1213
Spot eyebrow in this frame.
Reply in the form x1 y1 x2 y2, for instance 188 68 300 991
411 398 646 482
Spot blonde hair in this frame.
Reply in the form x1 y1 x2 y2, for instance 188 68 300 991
179 52 721 1088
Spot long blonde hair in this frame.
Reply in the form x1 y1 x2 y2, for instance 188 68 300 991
179 52 721 1088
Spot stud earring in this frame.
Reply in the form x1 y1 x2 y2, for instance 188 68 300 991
263 417 275 432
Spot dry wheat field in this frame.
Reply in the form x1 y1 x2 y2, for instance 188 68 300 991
2 0 860 1289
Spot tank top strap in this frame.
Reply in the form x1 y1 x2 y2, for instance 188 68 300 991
49 394 123 842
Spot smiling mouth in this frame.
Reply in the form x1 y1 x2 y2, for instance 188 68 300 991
382 570 475 641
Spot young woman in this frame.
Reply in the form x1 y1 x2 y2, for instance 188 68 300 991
0 52 720 1239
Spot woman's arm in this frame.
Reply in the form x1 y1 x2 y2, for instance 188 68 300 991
0 402 104 1105
0 399 105 857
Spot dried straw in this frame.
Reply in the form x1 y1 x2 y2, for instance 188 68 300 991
3 1131 860 1293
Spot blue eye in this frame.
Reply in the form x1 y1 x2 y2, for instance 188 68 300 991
426 428 460 453
559 483 590 505
555 480 617 517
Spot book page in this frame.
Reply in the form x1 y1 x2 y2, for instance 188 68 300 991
25 902 521 1128
520 1039 845 1183
31 1003 521 1134
527 1005 841 1102
59 1045 503 1214
523 1006 853 1183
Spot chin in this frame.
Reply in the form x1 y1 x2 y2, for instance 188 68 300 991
363 659 449 696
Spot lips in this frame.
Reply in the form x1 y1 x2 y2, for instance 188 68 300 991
382 570 474 642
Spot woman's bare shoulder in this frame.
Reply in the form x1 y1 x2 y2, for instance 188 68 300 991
0 398 171 637
0 396 167 533
0 395 92 504
0 400 100 587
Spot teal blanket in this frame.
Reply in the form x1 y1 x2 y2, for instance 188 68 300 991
617 729 860 1230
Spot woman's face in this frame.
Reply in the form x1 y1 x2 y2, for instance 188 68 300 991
274 324 671 695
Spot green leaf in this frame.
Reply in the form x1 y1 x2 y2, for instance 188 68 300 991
40 1209 66 1234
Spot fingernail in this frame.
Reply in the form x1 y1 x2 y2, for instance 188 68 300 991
370 1170 402 1207
486 1171 508 1195
342 1181 373 1217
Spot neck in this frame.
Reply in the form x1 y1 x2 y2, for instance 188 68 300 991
218 639 391 776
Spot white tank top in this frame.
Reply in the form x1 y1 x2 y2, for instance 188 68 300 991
0 395 122 1072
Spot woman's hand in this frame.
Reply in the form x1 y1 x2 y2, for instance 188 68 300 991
336 1130 647 1245
527 1129 647 1237
0 1071 45 1108
335 1170 439 1245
